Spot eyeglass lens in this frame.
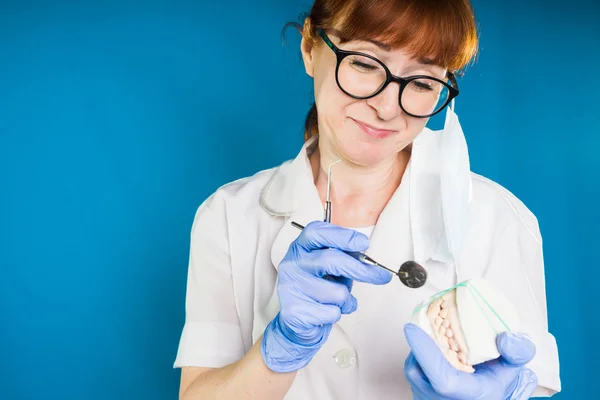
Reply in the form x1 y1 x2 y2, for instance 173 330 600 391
337 54 450 116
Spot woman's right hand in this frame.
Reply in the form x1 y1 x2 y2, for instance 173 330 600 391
260 221 393 373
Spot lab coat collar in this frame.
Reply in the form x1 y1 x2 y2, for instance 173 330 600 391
259 135 321 219
259 131 455 272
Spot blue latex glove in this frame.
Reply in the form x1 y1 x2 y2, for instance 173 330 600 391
403 323 538 399
261 221 393 373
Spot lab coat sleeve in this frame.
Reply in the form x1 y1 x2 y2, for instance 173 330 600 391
173 195 245 368
526 245 562 397
485 214 561 396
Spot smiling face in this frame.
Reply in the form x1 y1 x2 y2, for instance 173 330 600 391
301 28 448 167
296 0 478 167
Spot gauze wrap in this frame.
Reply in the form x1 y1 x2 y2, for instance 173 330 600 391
410 277 520 366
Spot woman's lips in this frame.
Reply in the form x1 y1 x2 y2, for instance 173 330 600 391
351 118 397 139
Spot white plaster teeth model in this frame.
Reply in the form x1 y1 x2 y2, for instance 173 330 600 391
410 278 520 373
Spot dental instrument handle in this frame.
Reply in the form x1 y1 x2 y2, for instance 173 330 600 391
324 201 332 223
344 251 402 275
324 159 341 224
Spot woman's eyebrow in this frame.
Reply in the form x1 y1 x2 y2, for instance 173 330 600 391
365 38 392 52
329 28 392 52
328 28 438 68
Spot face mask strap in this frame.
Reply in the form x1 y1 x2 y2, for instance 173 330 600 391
465 282 512 333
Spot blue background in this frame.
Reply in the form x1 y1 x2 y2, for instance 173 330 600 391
1 0 598 398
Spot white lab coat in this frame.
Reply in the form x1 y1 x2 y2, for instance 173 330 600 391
174 133 561 399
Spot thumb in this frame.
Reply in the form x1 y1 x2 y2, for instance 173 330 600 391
474 332 536 397
404 323 455 390
497 331 536 367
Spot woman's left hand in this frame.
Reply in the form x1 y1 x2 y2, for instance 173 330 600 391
403 323 538 400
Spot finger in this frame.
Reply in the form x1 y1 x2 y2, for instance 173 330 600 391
404 353 431 392
404 323 451 382
487 332 536 397
296 221 370 252
510 367 538 399
410 384 436 400
404 357 431 400
497 332 536 367
302 248 392 285
405 353 450 399
300 302 342 326
474 359 538 400
404 323 473 398
324 275 354 293
287 272 357 314
280 298 343 328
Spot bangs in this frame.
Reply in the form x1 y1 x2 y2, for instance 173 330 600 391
320 0 479 73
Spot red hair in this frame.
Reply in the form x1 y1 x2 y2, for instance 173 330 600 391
285 0 479 141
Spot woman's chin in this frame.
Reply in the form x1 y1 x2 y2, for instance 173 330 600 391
338 143 392 167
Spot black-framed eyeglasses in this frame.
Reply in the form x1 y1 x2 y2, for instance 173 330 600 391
317 28 459 118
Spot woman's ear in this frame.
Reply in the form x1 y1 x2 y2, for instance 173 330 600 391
300 18 317 77
300 37 315 77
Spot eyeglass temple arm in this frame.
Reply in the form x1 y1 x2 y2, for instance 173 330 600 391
447 72 459 90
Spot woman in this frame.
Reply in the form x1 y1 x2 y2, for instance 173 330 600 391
174 0 561 398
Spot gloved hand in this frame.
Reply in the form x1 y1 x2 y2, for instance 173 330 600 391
261 221 393 373
403 323 538 400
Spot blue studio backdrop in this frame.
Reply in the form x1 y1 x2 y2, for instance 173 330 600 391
1 0 598 398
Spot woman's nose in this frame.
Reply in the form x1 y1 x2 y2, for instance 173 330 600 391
366 82 402 121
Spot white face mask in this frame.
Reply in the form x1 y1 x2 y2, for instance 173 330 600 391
439 100 472 264
409 100 472 274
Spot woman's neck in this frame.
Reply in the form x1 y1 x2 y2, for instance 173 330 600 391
309 145 410 228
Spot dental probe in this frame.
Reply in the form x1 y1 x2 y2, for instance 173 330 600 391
324 159 341 223
290 221 427 289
